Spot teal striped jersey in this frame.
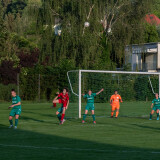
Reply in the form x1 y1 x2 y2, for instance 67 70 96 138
152 98 160 107
84 93 96 103
12 95 21 109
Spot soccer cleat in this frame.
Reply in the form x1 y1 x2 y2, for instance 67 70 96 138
157 117 159 121
59 120 64 125
62 119 66 123
149 118 152 120
9 125 13 128
93 121 96 124
115 117 118 119
111 116 113 118
82 120 85 123
14 126 17 129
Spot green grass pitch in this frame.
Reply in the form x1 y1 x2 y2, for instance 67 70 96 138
0 102 160 160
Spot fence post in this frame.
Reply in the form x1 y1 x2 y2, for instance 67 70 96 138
78 70 82 118
17 73 20 96
38 74 41 102
159 74 160 97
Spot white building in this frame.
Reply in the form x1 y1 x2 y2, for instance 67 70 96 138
125 42 160 72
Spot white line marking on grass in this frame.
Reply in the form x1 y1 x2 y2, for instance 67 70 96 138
0 144 159 154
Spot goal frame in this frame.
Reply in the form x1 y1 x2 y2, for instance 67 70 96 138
67 70 160 118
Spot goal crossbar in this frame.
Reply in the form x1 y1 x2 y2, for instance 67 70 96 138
68 70 160 75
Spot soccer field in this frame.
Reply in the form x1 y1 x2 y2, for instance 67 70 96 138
0 102 160 160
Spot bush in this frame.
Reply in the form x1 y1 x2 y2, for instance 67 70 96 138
0 84 17 101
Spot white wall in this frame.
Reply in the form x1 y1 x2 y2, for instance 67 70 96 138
146 54 157 70
125 43 160 71
157 43 160 69
132 54 138 71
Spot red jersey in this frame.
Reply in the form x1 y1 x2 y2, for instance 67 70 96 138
58 93 69 103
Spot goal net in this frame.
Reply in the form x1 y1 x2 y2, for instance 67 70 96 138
67 70 160 119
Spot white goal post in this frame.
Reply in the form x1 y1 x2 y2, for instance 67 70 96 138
67 70 160 118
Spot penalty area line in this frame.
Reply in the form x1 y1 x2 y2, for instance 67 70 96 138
0 144 159 154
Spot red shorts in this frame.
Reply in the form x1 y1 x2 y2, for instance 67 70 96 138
58 99 67 107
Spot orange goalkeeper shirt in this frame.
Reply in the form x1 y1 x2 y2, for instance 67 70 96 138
110 94 122 106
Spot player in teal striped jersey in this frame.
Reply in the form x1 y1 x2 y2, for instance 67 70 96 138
8 89 22 129
149 93 160 120
82 88 104 124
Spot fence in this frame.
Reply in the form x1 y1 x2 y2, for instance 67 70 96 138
0 73 68 102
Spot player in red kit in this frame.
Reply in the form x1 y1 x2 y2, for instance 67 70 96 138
52 88 69 125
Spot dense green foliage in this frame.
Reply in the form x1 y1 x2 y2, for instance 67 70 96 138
0 0 160 101
152 0 160 18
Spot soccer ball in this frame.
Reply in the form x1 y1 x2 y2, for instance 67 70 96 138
58 30 62 36
107 27 112 33
84 22 90 27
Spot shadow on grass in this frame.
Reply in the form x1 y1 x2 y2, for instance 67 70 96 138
20 116 45 123
0 124 160 160
131 123 160 131
20 116 59 125
22 110 56 118
22 110 78 123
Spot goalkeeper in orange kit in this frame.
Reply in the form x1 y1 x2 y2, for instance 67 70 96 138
110 90 123 118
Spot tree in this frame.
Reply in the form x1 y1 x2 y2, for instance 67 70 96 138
37 0 154 69
0 60 20 85
152 0 160 18
18 48 39 68
144 23 159 42
0 0 156 72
